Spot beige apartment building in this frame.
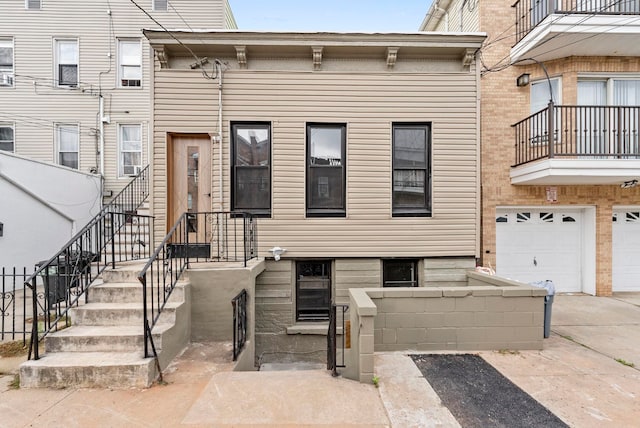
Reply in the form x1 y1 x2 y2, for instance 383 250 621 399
0 0 236 195
423 0 640 296
143 30 485 360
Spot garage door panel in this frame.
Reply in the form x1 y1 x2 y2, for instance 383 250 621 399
496 209 582 293
612 210 640 291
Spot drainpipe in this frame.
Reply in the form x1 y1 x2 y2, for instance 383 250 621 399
99 94 105 178
216 60 224 212
435 2 449 31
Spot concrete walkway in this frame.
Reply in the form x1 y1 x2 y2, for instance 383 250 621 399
1 293 639 427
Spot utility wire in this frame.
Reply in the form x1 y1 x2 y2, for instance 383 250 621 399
128 0 217 80
481 0 631 75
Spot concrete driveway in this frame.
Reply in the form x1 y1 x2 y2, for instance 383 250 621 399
1 293 639 427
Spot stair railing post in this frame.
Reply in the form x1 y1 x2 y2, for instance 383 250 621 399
110 212 116 269
141 274 149 358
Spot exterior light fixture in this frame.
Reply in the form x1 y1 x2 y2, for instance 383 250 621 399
268 246 287 261
516 73 530 87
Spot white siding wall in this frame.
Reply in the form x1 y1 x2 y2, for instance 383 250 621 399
426 0 480 32
153 61 480 258
0 1 227 195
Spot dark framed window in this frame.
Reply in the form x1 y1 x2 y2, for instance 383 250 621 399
306 123 346 217
231 122 271 216
392 123 431 216
0 124 14 152
296 260 331 321
383 259 418 287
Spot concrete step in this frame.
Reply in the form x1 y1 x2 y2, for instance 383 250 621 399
20 351 156 388
90 281 185 303
70 302 180 326
102 262 148 283
44 324 172 353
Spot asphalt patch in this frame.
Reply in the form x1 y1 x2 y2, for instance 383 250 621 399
411 354 568 428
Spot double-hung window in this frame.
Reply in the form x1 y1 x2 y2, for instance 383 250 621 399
119 124 142 177
231 122 271 216
0 38 14 87
0 123 14 152
56 124 79 169
392 123 431 216
119 40 141 87
55 39 78 87
306 123 346 217
296 260 331 321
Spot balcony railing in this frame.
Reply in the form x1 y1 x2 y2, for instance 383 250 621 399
514 0 640 43
512 102 640 166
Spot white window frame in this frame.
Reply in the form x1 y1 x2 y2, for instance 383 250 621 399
0 38 14 87
25 0 41 10
54 38 78 88
119 124 142 177
0 122 15 152
118 39 142 88
153 0 168 11
55 123 79 169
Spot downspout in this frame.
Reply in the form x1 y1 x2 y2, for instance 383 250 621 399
99 94 105 179
435 2 449 31
216 60 224 212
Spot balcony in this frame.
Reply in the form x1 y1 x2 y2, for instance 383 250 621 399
512 0 640 63
511 103 640 185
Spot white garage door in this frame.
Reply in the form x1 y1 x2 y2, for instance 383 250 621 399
613 210 640 292
496 209 582 293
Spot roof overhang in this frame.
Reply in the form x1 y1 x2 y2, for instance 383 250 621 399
144 30 486 67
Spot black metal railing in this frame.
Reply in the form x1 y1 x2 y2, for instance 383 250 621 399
102 164 150 216
514 0 640 43
1 267 35 344
513 102 640 165
24 166 150 360
137 211 257 359
232 289 247 361
327 303 349 376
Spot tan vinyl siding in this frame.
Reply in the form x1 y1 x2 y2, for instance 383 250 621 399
0 0 227 195
153 63 480 258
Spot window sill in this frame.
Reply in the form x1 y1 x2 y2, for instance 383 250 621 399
287 324 329 335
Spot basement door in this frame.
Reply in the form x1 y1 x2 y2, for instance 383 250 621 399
168 134 212 243
613 209 640 291
495 209 582 293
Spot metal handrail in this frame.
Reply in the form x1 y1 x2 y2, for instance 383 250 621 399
137 211 257 359
232 289 247 361
327 303 349 376
24 166 150 360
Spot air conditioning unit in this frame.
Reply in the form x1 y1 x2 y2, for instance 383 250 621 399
0 74 13 86
124 165 142 177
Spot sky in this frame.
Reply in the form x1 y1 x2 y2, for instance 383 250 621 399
227 0 434 32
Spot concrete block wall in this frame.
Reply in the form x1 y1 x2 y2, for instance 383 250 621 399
254 257 475 365
344 272 547 383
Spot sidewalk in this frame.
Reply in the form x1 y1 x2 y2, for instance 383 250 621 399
1 294 639 427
